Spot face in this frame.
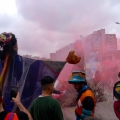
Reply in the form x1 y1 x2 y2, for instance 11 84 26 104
49 83 55 94
13 42 18 52
73 83 83 92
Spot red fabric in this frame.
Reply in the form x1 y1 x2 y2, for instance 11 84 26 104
114 101 120 119
4 112 19 120
4 112 11 120
0 54 9 86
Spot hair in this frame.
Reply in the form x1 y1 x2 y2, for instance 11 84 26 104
0 33 17 60
41 76 54 90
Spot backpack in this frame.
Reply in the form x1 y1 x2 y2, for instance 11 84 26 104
113 81 120 100
113 81 120 119
4 112 19 120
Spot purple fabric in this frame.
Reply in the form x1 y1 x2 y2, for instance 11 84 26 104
8 113 14 120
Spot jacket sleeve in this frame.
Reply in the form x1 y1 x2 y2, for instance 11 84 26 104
53 89 62 94
80 96 95 119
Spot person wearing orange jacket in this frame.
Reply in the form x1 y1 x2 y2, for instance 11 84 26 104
69 71 96 120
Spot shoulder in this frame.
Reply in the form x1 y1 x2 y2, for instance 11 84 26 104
29 97 40 110
16 111 29 120
49 97 60 103
84 89 94 96
49 97 61 106
31 97 39 104
0 111 7 120
81 89 95 100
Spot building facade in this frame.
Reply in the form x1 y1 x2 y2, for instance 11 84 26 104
50 29 118 80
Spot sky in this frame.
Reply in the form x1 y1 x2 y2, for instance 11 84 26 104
0 0 120 58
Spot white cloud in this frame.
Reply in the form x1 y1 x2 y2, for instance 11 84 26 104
0 0 17 15
0 0 120 57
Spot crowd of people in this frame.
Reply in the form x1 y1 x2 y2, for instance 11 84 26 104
0 70 99 120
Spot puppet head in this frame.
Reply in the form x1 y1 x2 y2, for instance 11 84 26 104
0 32 18 60
66 50 81 64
